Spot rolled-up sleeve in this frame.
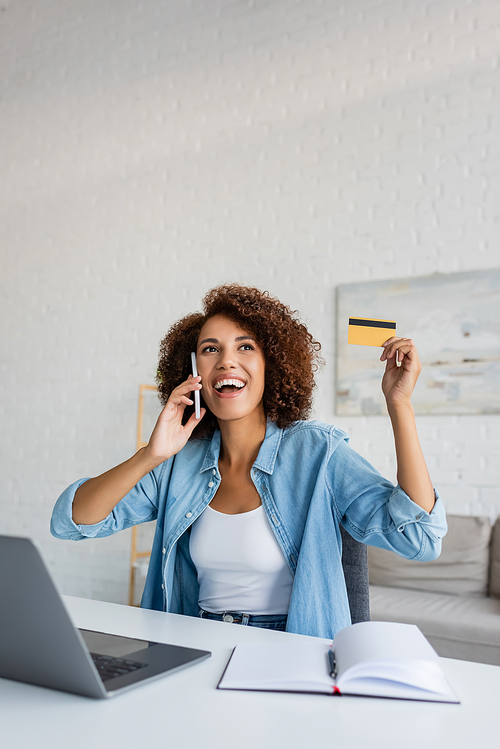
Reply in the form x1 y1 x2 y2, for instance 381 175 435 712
326 430 447 561
50 468 162 541
385 485 447 560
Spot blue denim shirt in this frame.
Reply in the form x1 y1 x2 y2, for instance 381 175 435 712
51 420 447 639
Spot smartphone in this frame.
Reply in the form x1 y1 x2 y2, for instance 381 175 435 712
190 352 201 419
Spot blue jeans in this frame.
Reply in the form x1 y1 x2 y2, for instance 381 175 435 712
198 608 287 631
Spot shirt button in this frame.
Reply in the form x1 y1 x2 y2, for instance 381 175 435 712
208 481 214 488
161 584 164 590
185 512 192 518
212 469 216 475
162 548 166 554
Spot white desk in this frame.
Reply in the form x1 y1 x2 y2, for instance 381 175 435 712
1 596 499 749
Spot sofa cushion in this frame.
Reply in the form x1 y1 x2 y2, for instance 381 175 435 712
490 517 500 599
370 584 500 665
368 514 491 597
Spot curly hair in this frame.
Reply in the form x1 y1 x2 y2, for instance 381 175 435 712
155 284 323 438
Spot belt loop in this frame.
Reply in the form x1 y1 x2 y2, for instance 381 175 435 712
242 613 250 626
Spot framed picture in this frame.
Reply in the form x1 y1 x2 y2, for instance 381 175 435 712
336 269 500 415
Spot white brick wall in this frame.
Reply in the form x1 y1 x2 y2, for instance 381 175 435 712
1 0 499 603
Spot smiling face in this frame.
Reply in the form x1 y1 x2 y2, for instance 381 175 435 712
196 314 266 425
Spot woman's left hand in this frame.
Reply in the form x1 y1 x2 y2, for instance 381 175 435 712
380 337 422 408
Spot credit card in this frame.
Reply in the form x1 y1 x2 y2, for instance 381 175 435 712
348 317 396 347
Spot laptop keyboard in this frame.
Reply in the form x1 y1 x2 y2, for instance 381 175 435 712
90 652 148 682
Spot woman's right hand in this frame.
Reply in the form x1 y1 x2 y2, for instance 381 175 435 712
72 376 205 525
144 375 205 464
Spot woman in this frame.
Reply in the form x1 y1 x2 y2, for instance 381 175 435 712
51 284 447 639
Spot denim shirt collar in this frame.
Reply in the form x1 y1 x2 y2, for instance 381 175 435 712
199 419 283 475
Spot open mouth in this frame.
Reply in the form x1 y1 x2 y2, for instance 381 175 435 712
213 378 246 395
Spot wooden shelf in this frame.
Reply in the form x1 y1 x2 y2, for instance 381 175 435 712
128 384 158 606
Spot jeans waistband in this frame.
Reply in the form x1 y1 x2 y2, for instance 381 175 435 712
198 608 287 627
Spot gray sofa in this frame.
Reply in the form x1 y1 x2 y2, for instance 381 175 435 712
369 514 500 665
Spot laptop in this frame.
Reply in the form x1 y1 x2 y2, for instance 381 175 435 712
0 535 211 699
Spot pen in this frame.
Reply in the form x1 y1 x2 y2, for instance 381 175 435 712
328 648 337 679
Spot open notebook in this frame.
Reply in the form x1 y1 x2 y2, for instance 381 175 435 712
218 621 459 703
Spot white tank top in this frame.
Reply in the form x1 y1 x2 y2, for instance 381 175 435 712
189 505 293 615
